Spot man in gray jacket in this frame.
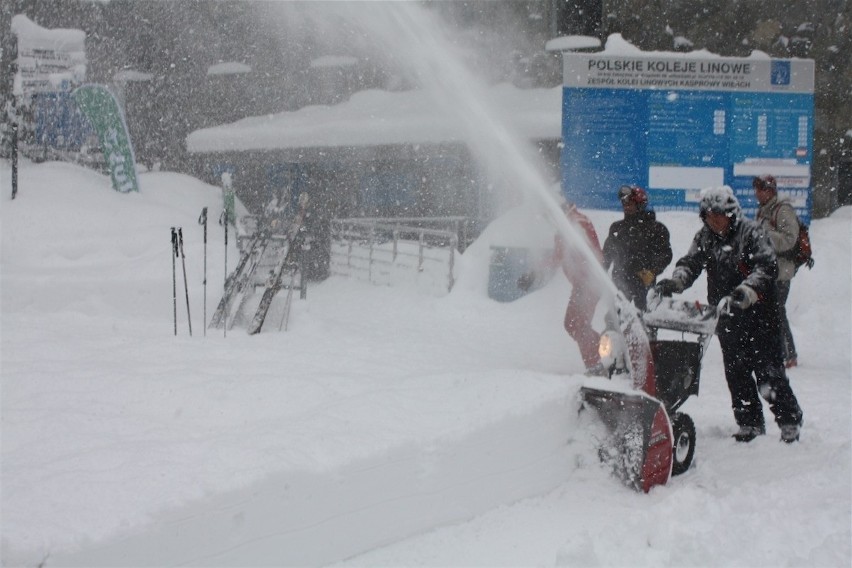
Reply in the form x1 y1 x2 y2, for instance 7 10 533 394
754 174 799 368
655 186 803 443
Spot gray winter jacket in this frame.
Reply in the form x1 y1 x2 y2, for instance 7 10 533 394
756 195 799 282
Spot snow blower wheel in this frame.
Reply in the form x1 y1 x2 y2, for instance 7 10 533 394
671 412 696 476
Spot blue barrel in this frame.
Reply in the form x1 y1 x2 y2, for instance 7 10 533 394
488 246 534 302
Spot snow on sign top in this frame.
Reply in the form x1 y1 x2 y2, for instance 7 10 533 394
545 35 601 52
11 14 87 95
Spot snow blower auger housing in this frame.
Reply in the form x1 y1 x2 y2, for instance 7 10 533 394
579 293 722 492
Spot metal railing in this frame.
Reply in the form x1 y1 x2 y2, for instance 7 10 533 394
330 217 464 295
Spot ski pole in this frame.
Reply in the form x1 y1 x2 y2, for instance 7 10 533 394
178 227 192 336
198 207 208 336
219 210 228 338
171 227 178 336
10 98 18 200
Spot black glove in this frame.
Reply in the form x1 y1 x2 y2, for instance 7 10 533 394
655 279 681 297
730 284 758 310
517 271 535 292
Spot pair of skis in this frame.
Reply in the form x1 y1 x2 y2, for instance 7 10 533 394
247 193 311 335
207 232 268 331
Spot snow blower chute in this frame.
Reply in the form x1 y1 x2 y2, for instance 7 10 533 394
579 293 722 492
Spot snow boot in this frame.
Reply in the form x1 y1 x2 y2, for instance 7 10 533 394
780 422 801 443
733 424 766 442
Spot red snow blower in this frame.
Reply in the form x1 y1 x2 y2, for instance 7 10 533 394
579 293 724 492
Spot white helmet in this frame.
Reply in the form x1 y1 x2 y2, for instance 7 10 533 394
699 185 741 221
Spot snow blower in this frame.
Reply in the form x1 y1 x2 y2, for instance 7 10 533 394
579 292 724 492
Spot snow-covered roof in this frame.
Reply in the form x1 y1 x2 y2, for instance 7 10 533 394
113 70 154 83
310 55 359 69
11 14 85 53
186 83 561 154
11 14 87 94
207 62 252 76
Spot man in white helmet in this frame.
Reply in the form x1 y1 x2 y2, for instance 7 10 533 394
655 186 803 443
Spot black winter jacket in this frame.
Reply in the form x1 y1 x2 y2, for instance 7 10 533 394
603 210 672 305
672 217 778 306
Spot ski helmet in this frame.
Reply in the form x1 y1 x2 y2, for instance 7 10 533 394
699 186 741 220
618 185 648 209
752 174 777 192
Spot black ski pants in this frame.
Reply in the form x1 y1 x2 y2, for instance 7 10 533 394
716 305 803 429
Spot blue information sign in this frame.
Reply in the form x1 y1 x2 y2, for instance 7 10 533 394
561 53 815 223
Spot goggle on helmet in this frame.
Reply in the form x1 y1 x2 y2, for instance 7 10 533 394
618 185 648 208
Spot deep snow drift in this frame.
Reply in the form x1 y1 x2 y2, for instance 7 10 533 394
1 161 850 567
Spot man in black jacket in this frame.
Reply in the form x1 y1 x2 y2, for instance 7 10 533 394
655 186 803 443
603 185 672 310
